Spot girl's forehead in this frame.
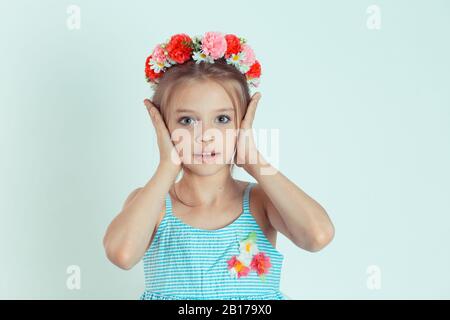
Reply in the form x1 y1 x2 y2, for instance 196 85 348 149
170 88 236 114
176 85 231 102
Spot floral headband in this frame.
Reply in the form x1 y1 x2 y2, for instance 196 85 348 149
144 31 262 90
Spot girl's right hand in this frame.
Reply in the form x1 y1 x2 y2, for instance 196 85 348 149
144 99 182 176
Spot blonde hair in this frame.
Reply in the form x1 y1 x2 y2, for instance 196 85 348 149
150 58 252 178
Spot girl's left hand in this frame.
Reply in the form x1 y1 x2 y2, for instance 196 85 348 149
234 92 262 171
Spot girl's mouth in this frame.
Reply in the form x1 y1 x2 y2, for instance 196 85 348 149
193 152 220 163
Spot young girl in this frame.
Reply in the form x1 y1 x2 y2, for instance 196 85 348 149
103 32 335 300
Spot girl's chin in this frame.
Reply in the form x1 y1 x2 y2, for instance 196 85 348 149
181 155 232 167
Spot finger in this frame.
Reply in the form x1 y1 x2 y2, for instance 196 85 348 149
144 99 160 134
144 99 167 134
242 92 261 129
143 98 154 110
149 104 170 137
144 99 156 121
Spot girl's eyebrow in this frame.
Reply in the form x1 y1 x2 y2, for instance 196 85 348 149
215 107 234 112
176 107 234 113
175 108 196 113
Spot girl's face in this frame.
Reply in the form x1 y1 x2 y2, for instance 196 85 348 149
165 80 240 176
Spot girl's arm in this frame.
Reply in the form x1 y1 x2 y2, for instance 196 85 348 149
103 99 182 270
246 156 335 252
237 93 334 252
103 163 179 270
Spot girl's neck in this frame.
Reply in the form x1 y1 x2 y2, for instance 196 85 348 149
173 166 239 207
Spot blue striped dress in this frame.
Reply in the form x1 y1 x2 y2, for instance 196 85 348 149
139 182 286 300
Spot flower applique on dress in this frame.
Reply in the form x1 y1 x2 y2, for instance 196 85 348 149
227 232 272 281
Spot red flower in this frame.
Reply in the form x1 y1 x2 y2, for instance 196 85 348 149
246 60 261 79
250 252 271 276
144 55 162 82
224 34 242 58
227 255 250 278
165 34 193 64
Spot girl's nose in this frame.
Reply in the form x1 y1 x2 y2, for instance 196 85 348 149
196 132 215 143
194 121 216 143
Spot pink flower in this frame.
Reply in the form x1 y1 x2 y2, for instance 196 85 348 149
201 31 227 59
152 44 167 64
241 43 256 66
250 252 272 277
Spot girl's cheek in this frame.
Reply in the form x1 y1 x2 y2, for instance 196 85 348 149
170 125 193 144
175 144 195 164
222 135 237 163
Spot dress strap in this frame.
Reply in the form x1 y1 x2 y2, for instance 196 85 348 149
242 182 255 214
164 192 173 217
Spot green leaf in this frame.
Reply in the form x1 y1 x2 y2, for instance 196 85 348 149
247 232 257 242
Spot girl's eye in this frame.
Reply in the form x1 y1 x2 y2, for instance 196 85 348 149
178 115 231 126
216 115 231 124
178 117 197 126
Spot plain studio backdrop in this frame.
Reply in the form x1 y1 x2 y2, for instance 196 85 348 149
1 0 449 299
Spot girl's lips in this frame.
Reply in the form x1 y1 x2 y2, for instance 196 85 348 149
193 152 221 163
193 151 218 156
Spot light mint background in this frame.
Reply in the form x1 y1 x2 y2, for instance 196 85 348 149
1 0 449 299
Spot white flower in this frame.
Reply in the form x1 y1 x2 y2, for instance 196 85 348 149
192 50 215 64
226 51 245 66
239 237 259 258
149 57 171 73
226 51 250 73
